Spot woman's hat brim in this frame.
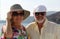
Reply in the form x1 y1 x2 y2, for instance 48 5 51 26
23 10 30 20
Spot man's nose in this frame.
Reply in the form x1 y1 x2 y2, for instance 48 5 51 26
38 14 42 16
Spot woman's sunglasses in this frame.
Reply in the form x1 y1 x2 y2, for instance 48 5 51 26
12 11 24 16
35 12 46 16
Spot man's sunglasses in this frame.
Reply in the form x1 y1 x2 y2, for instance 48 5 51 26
12 11 24 16
35 12 46 16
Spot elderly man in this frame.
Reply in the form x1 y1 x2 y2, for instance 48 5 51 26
26 5 60 39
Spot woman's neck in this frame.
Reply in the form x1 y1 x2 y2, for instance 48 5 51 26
12 23 22 30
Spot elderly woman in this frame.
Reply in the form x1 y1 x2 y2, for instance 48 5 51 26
0 4 30 39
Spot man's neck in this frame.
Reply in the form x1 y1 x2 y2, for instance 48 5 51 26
37 20 45 32
37 22 43 29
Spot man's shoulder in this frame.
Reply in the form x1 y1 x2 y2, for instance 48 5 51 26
50 21 60 30
48 21 59 26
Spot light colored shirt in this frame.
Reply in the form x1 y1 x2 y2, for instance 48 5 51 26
26 19 60 39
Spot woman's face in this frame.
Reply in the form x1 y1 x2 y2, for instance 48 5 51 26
12 10 24 24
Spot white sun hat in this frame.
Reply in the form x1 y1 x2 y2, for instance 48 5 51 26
34 5 47 12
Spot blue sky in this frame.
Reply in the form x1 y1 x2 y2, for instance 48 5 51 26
0 0 60 20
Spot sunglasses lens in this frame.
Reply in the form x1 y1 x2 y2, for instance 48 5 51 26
41 13 44 16
12 11 18 16
35 13 39 16
19 13 24 16
41 12 45 16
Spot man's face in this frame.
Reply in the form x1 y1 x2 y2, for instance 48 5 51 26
34 12 46 23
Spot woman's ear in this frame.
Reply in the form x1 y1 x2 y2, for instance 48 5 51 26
10 18 14 25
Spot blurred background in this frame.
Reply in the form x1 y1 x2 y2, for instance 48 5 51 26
0 0 60 35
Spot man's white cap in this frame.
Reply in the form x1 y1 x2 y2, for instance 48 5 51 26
35 5 47 12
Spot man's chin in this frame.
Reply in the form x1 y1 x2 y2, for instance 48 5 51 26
37 21 43 23
36 19 45 23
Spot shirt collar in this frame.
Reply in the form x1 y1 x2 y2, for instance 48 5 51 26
34 18 48 34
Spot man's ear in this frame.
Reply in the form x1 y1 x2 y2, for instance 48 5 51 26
33 12 35 16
